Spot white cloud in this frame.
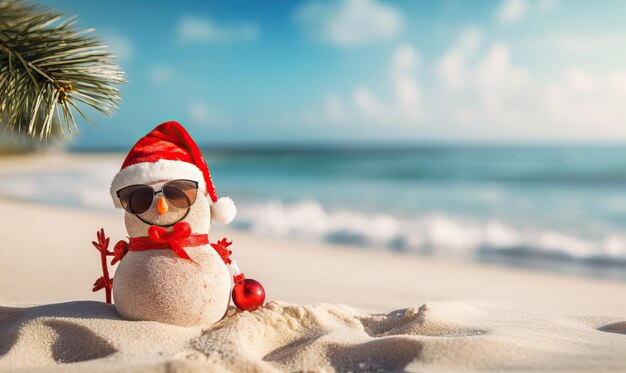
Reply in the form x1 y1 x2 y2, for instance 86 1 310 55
537 0 558 14
100 30 133 63
435 28 626 139
324 43 425 125
542 68 626 134
177 16 259 44
351 86 389 122
304 24 626 140
564 67 595 93
528 34 626 56
437 27 482 92
474 42 531 114
148 65 174 85
495 0 557 25
295 0 403 47
435 32 537 129
495 0 529 25
188 101 230 126
390 44 423 122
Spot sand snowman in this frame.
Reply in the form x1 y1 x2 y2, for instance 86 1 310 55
91 121 265 326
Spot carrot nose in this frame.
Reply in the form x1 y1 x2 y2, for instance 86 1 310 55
157 196 169 215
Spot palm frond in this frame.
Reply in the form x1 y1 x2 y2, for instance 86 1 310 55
0 0 126 139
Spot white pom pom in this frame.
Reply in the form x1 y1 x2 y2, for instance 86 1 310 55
211 197 237 224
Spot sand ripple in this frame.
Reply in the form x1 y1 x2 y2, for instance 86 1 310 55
0 301 625 372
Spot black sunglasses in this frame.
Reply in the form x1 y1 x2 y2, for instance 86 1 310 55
116 179 199 215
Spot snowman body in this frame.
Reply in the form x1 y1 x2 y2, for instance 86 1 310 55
112 180 232 326
113 246 231 326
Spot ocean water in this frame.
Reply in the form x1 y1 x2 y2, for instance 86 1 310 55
2 145 626 280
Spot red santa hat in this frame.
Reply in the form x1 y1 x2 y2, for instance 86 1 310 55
109 121 236 224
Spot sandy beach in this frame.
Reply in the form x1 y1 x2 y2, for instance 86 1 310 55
4 0 626 370
1 154 626 372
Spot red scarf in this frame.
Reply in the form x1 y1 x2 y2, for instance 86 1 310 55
92 224 238 305
128 222 209 261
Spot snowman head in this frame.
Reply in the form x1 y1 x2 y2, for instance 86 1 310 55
110 121 236 237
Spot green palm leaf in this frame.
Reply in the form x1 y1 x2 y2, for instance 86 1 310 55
0 0 126 140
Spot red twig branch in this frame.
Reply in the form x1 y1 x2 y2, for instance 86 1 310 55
91 228 127 304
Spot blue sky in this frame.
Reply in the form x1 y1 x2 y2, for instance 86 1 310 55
42 0 626 147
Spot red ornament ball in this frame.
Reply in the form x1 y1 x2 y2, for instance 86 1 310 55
232 278 265 311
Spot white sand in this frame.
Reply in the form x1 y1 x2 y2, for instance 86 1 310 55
1 154 626 372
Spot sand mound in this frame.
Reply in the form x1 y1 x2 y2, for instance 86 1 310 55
196 302 626 372
1 301 625 372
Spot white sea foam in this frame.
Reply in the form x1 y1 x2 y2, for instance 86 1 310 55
236 200 626 264
0 160 118 211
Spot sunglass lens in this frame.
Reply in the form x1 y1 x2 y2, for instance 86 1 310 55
118 185 154 214
163 180 198 208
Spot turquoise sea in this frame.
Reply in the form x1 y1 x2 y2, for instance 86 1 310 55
2 145 626 280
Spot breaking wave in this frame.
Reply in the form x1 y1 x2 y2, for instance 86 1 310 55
235 200 626 265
